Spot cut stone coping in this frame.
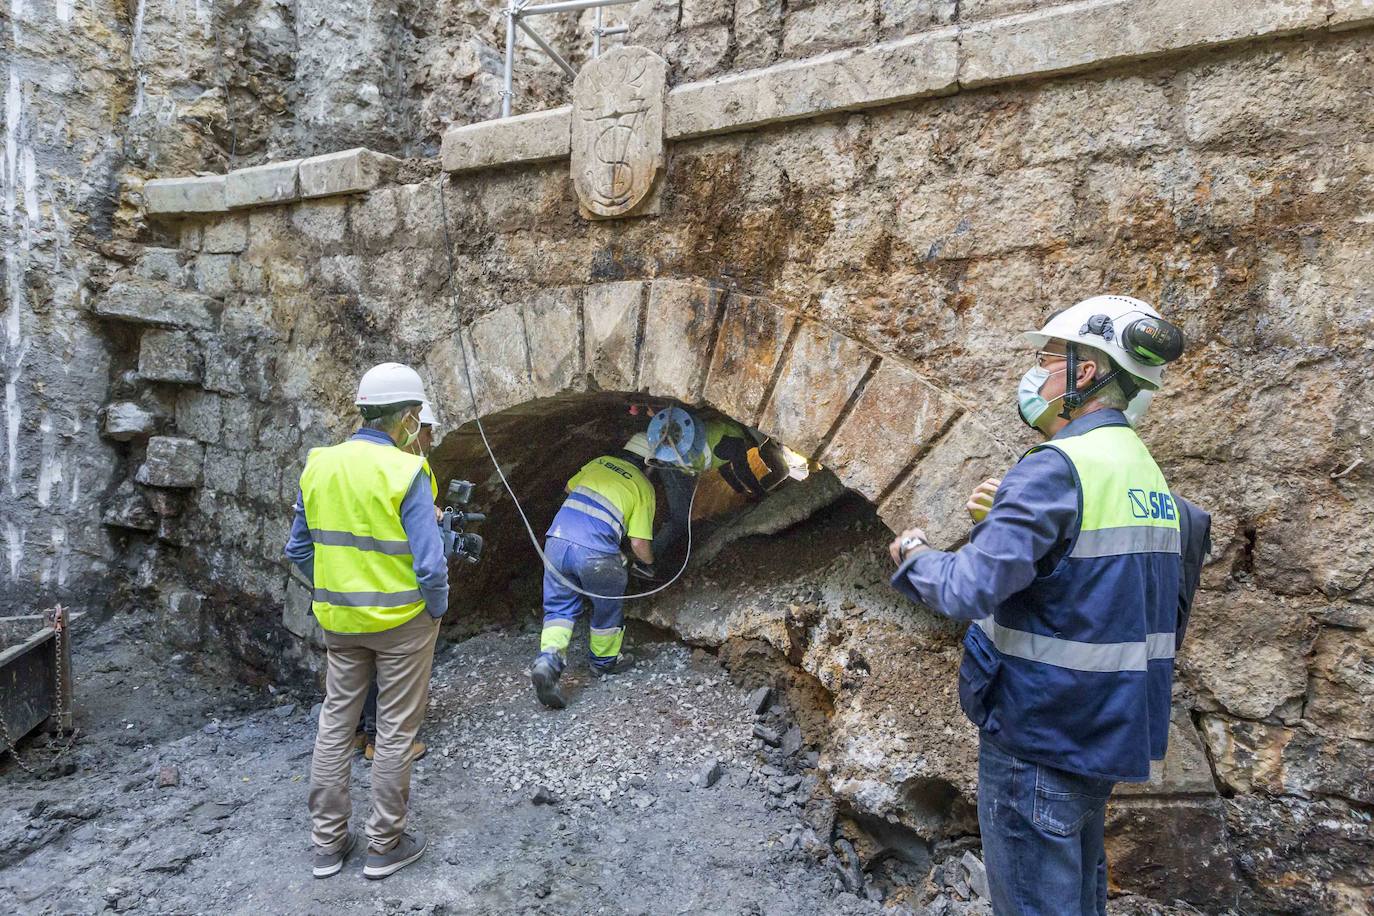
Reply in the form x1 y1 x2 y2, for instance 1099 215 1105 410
144 0 1374 214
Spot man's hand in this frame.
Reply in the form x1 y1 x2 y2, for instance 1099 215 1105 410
434 505 444 523
966 477 1002 524
889 528 930 566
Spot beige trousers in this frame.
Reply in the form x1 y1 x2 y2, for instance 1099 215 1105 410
309 611 440 853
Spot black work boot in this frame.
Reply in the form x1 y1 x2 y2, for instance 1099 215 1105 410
531 655 566 709
591 652 637 678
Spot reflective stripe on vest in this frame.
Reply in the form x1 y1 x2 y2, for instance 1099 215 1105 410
976 617 1176 673
299 438 438 634
565 486 626 539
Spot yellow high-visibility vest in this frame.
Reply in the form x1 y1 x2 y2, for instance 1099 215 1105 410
299 438 438 634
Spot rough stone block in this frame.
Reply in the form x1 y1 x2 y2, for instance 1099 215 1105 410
103 402 158 442
441 107 572 173
523 288 582 398
878 413 1009 546
95 281 216 329
583 281 645 392
958 0 1329 88
202 215 249 254
733 0 783 69
640 280 724 403
136 436 206 489
291 198 349 244
469 304 535 413
138 330 201 384
175 389 224 444
143 175 227 216
758 321 876 458
134 248 186 285
1104 797 1241 910
822 360 962 502
102 480 156 531
1330 0 1374 28
422 337 479 433
1115 709 1219 797
665 29 958 140
203 446 244 496
299 148 401 199
879 0 956 36
703 294 795 423
225 159 302 209
160 589 204 652
782 0 877 59
193 254 237 298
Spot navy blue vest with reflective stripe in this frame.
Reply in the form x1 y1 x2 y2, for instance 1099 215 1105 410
964 422 1181 782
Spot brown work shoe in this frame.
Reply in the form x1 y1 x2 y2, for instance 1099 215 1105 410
364 741 427 762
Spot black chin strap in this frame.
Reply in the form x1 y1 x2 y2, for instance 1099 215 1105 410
1059 343 1138 420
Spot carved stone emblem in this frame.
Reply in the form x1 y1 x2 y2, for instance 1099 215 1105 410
571 46 667 220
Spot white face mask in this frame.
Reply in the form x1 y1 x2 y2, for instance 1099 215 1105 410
398 412 421 449
1124 389 1155 427
1017 365 1065 428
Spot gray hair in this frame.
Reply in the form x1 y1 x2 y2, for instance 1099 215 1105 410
1078 347 1130 410
361 402 419 431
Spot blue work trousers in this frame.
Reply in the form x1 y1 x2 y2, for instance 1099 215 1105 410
977 734 1115 915
651 469 695 561
538 537 628 672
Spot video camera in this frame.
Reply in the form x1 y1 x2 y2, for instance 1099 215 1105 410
440 480 485 564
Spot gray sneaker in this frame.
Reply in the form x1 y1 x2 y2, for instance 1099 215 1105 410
364 830 427 880
312 831 356 879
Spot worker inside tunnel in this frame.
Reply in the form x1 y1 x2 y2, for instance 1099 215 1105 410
425 390 843 639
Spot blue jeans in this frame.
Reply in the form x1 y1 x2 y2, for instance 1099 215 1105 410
977 735 1115 915
538 537 628 672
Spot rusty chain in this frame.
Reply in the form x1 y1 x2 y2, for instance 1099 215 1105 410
0 605 78 778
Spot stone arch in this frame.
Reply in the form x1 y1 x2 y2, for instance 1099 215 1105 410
421 278 1013 551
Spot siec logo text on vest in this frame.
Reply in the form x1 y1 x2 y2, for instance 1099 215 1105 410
1128 488 1176 520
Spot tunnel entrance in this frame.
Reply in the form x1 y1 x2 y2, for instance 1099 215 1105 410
423 391 978 903
426 391 848 635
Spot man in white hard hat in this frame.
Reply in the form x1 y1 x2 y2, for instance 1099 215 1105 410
285 364 448 881
358 400 441 761
887 296 1187 915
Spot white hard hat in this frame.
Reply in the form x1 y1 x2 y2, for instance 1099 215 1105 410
623 432 651 459
355 362 429 409
418 401 436 426
1023 295 1181 392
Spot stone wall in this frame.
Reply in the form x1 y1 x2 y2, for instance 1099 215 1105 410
121 13 1374 908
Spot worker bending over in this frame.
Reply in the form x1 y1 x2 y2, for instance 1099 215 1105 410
530 435 657 709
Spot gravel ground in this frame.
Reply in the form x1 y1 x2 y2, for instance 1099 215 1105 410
1 613 1195 916
0 615 885 915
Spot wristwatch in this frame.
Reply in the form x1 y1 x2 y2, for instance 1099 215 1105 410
899 534 928 560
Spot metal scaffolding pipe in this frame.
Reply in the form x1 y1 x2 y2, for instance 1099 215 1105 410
516 17 577 79
520 0 634 16
502 1 517 117
598 24 629 36
593 5 602 57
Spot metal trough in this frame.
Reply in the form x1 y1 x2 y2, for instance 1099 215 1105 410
0 607 74 755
